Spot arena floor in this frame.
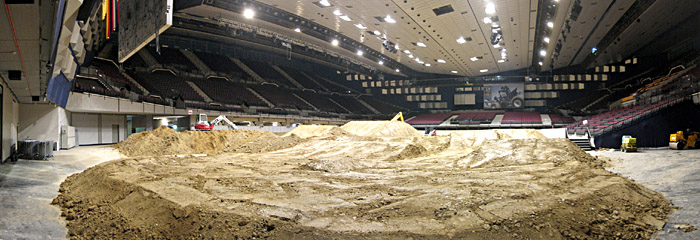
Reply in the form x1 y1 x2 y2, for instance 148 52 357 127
0 125 698 239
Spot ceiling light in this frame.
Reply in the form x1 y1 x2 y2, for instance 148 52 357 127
408 54 414 58
538 61 543 65
497 59 505 63
395 68 400 72
485 2 496 15
492 23 500 28
480 69 489 73
373 30 381 35
339 15 352 21
483 17 492 24
451 70 458 73
384 15 396 23
403 50 411 54
470 57 479 61
456 36 467 44
355 23 367 29
243 8 255 19
544 37 550 43
294 28 301 32
437 59 446 63
395 44 400 50
493 43 501 48
424 63 431 67
333 9 342 16
547 21 554 28
331 39 339 46
378 60 384 65
357 50 363 56
319 0 331 7
539 49 547 56
416 42 427 47
415 57 421 62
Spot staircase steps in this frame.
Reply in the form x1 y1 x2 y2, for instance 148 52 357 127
230 58 265 83
179 49 212 75
186 81 213 102
570 138 594 151
300 72 329 92
356 98 380 114
292 93 319 111
272 66 305 89
246 87 275 108
137 48 160 67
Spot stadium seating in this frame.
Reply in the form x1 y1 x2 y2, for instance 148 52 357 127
406 113 453 125
327 95 373 114
248 84 313 110
133 71 204 101
148 47 197 71
501 112 542 124
193 51 249 79
294 90 348 113
452 112 500 124
549 114 575 125
94 60 144 94
242 60 295 87
359 96 404 114
193 78 268 107
279 67 317 89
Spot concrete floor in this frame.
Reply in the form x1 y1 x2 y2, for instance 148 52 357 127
0 146 697 239
591 148 700 239
0 146 123 240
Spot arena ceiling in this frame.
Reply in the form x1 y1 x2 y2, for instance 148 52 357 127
180 0 698 77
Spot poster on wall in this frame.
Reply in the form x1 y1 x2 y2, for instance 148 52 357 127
483 83 524 109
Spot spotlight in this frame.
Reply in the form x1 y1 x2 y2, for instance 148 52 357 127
294 28 301 32
378 60 384 65
547 21 554 28
357 50 363 56
243 8 255 19
485 2 496 14
331 39 339 46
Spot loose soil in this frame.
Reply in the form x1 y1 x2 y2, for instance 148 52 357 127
54 121 671 239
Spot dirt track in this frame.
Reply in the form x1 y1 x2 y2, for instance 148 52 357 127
54 122 670 239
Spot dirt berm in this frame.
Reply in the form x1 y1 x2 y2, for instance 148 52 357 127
54 121 671 239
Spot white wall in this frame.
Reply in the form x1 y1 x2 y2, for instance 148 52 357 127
71 112 125 145
72 113 99 145
2 84 19 161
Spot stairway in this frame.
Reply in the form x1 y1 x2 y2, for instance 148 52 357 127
179 49 212 75
315 74 357 93
569 138 594 151
328 97 351 113
186 81 213 102
356 98 380 114
230 58 265 83
272 66 305 89
292 93 319 111
540 114 552 126
246 87 275 108
138 48 160 67
300 72 329 91
120 71 149 95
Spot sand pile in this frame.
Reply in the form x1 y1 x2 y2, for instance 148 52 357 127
285 125 355 139
341 121 421 137
116 127 301 157
55 129 671 239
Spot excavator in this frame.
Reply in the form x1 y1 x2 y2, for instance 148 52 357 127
669 129 699 150
194 114 237 131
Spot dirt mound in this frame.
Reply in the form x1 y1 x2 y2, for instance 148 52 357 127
285 125 355 139
57 129 671 239
341 121 421 138
448 129 546 149
116 127 301 157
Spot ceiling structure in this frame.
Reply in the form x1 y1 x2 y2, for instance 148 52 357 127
252 0 539 77
0 1 45 103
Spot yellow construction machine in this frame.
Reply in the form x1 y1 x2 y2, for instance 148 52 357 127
621 135 637 152
391 112 405 122
669 130 699 150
